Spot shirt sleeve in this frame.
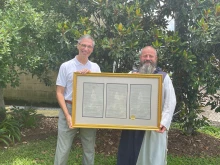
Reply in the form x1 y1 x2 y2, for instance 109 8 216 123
56 63 67 87
160 75 176 130
96 64 101 73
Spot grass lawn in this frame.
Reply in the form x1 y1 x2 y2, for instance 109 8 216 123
0 136 117 165
0 125 220 165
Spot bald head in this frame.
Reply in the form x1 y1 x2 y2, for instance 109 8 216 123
140 46 157 56
139 46 157 73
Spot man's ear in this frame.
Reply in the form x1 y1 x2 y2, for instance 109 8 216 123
76 43 80 50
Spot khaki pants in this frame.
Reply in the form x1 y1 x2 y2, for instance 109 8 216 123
54 103 96 165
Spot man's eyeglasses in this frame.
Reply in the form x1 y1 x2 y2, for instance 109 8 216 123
79 43 93 49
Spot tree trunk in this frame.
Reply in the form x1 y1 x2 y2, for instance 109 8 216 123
0 87 5 108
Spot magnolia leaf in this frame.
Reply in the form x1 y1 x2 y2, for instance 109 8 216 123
215 106 220 113
118 23 123 32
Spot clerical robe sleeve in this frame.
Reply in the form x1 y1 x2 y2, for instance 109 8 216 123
161 75 176 130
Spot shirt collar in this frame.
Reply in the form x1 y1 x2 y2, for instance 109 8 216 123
73 57 90 66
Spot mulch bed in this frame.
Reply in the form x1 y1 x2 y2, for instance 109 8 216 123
4 116 220 157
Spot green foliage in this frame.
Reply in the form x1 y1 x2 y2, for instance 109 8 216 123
10 106 40 128
188 0 220 115
199 125 220 139
0 0 70 89
167 155 220 165
0 106 40 146
0 118 20 146
159 0 220 134
0 128 11 146
171 122 220 139
59 0 171 73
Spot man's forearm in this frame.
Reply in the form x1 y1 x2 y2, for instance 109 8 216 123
57 93 70 118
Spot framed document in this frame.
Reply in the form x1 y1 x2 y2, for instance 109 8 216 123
72 72 162 130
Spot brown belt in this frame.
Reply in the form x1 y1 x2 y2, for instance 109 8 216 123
65 100 72 104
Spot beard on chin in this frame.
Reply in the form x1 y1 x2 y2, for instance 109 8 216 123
139 61 156 74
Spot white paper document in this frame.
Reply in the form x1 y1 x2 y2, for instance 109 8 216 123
130 84 152 120
82 83 104 118
106 83 128 118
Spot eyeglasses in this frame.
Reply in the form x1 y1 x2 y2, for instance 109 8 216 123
79 43 94 49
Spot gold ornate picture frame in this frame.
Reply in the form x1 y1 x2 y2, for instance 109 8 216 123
72 72 162 130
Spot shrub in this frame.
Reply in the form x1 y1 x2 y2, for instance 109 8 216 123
0 118 21 146
10 106 41 128
0 106 42 146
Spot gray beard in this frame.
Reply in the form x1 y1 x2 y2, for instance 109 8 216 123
139 63 156 74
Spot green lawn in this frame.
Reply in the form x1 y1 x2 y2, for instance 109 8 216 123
0 136 116 165
0 125 220 165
